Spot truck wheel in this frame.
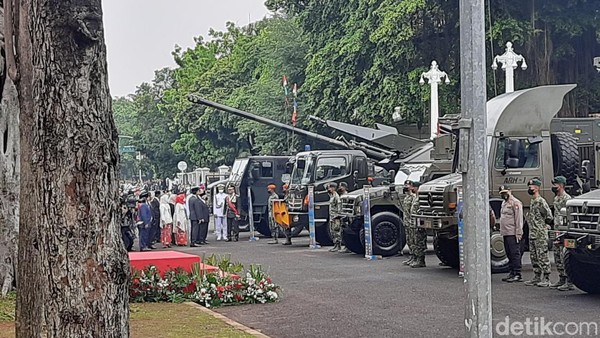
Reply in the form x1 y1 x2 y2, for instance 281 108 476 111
434 236 459 269
255 214 271 237
490 231 510 273
316 222 334 246
551 132 580 186
342 224 365 255
370 211 405 257
564 248 600 294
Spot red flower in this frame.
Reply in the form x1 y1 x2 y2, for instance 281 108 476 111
217 286 225 292
266 278 272 284
226 285 232 290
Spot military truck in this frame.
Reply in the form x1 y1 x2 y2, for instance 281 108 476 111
415 84 597 273
336 132 457 256
560 190 600 294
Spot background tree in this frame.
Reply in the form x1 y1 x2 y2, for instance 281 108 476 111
8 0 129 336
0 2 20 297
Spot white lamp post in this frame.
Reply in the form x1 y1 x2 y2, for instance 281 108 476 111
420 61 450 140
492 41 527 93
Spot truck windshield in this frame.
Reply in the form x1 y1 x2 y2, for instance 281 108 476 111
315 157 347 181
291 156 314 185
495 139 539 169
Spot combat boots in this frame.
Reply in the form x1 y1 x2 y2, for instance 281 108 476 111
329 243 340 252
410 256 426 268
557 281 574 291
535 274 551 287
524 273 541 286
549 276 567 289
268 231 279 244
502 272 515 282
282 237 292 245
402 255 415 266
338 245 351 253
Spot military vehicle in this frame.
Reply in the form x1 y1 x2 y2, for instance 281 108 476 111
560 190 600 294
415 84 598 273
188 95 442 246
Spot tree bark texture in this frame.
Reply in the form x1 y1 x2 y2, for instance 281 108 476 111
0 3 20 297
10 1 130 337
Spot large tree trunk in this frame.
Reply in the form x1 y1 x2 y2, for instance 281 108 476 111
8 1 130 337
0 3 20 297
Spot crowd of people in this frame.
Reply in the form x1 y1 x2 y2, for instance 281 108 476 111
119 183 242 251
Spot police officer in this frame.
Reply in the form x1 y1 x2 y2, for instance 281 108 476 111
267 184 280 244
498 185 524 282
327 182 342 252
549 176 574 291
524 178 554 287
410 181 426 268
402 180 416 265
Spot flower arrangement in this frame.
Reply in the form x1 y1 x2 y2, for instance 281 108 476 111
129 256 280 308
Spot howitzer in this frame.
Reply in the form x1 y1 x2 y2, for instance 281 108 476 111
188 95 393 161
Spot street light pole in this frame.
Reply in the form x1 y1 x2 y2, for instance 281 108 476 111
459 0 492 337
420 61 450 140
492 41 527 93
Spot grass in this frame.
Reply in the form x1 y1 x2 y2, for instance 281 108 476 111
0 296 254 338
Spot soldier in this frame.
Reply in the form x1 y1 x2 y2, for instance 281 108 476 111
410 181 426 268
267 184 281 244
338 182 348 196
524 178 554 287
498 185 524 283
327 182 342 252
549 176 574 291
402 180 416 265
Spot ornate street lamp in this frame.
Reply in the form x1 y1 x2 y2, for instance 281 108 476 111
420 61 450 140
492 41 527 93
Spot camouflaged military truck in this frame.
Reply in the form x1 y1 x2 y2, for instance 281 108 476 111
416 84 594 273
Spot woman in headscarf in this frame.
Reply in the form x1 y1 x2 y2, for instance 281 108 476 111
159 194 173 248
173 194 189 246
169 193 177 245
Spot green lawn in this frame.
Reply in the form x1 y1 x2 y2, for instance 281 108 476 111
0 295 254 338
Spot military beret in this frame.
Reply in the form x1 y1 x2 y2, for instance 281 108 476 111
328 182 338 188
412 181 422 187
528 178 542 187
498 185 511 193
552 176 567 185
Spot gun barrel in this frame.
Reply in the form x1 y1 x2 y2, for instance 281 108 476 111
188 95 388 160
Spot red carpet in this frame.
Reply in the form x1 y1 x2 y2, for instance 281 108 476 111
129 250 218 274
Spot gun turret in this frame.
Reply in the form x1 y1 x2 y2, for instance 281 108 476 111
188 95 393 161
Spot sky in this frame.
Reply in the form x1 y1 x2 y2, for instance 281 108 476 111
103 0 271 97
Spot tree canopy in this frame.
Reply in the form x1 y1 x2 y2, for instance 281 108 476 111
114 1 600 179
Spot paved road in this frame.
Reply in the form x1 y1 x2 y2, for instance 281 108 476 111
172 231 600 338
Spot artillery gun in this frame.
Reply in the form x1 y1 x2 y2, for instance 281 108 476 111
416 84 600 273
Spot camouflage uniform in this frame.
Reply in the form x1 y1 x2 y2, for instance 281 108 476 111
268 191 279 243
329 190 342 245
526 195 553 280
401 192 415 264
552 192 571 277
411 185 427 268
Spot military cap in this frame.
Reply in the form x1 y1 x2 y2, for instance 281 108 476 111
552 176 567 185
190 186 200 194
217 183 225 189
528 178 542 187
328 182 338 188
498 185 511 193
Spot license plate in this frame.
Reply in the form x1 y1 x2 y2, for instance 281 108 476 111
421 219 433 229
564 239 576 249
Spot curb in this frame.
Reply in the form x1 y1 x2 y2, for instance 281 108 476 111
185 302 270 338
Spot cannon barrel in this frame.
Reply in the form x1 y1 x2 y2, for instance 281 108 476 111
188 95 391 161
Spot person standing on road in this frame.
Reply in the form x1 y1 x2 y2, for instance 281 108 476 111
213 184 228 241
328 182 343 252
267 184 281 244
498 185 524 282
225 185 241 242
138 191 153 251
174 194 189 246
549 176 574 291
402 180 416 265
197 190 210 245
525 178 554 287
188 186 202 247
159 194 173 248
410 181 426 268
150 190 162 245
337 182 351 253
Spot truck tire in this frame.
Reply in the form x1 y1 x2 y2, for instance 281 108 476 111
551 132 580 186
490 231 510 273
434 236 459 269
342 226 365 255
564 248 600 294
370 211 405 257
316 222 334 246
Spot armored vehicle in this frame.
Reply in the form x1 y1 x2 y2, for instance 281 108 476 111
416 84 597 273
561 190 600 294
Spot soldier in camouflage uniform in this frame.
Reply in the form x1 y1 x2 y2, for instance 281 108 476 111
549 176 574 291
524 178 554 287
328 182 342 252
267 184 280 244
402 180 416 265
410 181 426 268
